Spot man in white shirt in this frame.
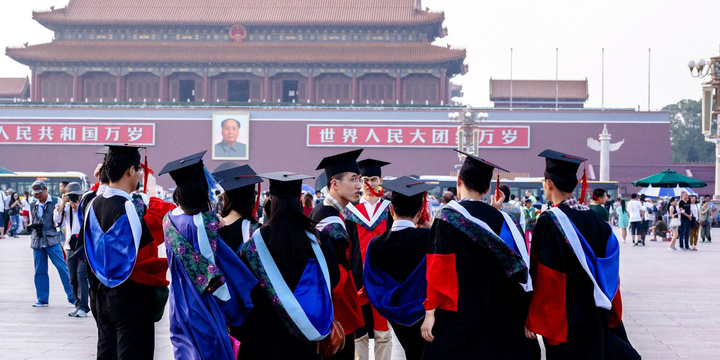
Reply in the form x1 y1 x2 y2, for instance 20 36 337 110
54 182 89 318
627 193 645 246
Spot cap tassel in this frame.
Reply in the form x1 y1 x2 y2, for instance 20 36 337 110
578 166 589 204
140 154 154 194
364 181 384 197
419 192 430 225
253 183 261 218
203 166 221 204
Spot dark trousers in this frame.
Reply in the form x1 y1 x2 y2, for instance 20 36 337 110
66 249 90 312
679 218 691 249
91 277 154 360
390 320 425 360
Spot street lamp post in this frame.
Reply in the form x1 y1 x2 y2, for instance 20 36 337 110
688 51 720 200
449 108 488 161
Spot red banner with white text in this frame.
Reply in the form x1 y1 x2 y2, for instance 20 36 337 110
307 125 529 148
0 122 155 145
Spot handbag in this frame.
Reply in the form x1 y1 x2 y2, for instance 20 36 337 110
151 286 170 322
318 319 345 358
701 220 710 227
670 217 681 228
228 334 241 358
691 215 699 229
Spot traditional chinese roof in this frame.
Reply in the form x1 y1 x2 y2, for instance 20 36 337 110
0 77 30 98
7 41 466 74
489 79 589 100
33 0 444 27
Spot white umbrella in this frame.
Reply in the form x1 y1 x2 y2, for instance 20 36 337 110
638 184 698 198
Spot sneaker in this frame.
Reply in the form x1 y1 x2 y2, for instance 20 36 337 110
68 309 78 317
32 302 48 307
75 309 88 318
668 247 677 251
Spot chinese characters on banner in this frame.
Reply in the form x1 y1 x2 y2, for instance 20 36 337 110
307 125 530 148
0 122 155 145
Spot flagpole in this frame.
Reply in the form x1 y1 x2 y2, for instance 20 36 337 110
510 47 513 110
555 48 559 110
648 48 651 111
602 48 605 110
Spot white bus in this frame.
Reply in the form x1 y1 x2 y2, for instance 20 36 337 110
0 171 89 197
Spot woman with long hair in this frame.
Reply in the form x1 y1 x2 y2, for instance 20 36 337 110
302 192 314 217
213 165 263 253
615 199 629 243
668 197 680 250
236 171 339 360
160 152 257 360
689 195 700 251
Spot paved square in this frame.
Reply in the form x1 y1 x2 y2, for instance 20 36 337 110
0 227 718 359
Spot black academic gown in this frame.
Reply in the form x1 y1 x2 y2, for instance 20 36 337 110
423 200 540 360
528 203 639 360
309 203 363 360
235 227 339 360
367 226 429 360
87 194 156 360
218 219 259 254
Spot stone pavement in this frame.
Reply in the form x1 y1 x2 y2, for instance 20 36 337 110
0 227 718 360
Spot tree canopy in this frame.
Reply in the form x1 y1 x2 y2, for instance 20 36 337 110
663 99 715 163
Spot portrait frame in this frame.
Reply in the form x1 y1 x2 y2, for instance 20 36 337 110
212 112 250 160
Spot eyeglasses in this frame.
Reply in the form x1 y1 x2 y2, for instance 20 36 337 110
340 177 363 184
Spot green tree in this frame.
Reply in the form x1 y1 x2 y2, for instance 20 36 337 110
663 99 715 163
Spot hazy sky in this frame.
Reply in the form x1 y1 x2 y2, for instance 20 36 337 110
1 0 719 110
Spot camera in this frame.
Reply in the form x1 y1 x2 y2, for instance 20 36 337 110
68 193 79 202
28 222 43 238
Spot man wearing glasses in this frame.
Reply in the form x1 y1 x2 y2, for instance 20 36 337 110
310 149 366 360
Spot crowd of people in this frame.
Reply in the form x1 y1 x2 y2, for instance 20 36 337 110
0 187 32 238
5 145 649 360
588 190 716 251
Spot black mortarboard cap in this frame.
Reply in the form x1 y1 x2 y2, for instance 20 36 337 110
106 144 145 156
260 171 314 199
315 149 363 180
212 165 262 192
96 146 109 155
455 149 508 185
104 144 144 172
538 149 586 191
358 159 390 178
158 151 207 186
382 176 435 198
382 176 435 213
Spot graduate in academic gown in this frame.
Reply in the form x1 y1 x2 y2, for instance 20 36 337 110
364 176 435 360
159 151 257 360
84 145 170 360
525 150 639 360
346 159 394 360
309 149 366 360
236 171 338 360
212 165 263 253
421 150 539 360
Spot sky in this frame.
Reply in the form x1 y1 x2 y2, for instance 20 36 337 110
1 0 719 110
